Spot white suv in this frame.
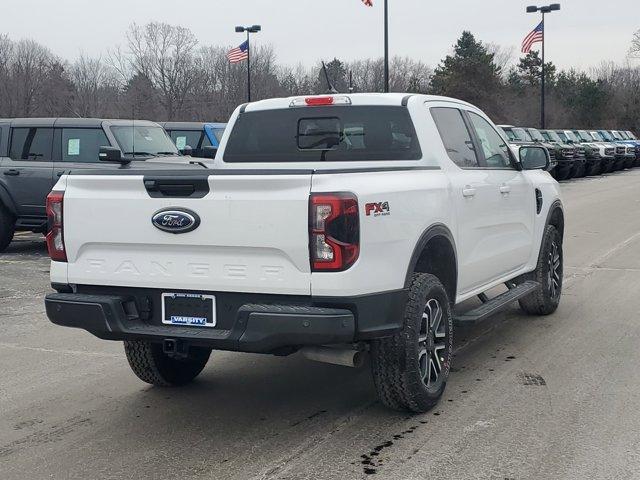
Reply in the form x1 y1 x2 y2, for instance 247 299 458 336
45 93 564 413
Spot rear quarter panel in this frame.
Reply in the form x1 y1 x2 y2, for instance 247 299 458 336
310 169 452 297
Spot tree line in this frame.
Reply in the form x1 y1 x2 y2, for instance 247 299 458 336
0 22 639 131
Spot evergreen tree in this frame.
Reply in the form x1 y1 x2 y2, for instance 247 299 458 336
512 51 556 87
429 31 503 115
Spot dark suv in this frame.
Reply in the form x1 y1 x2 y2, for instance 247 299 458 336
162 122 226 159
0 118 184 251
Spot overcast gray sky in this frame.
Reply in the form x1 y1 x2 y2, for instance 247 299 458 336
2 0 638 71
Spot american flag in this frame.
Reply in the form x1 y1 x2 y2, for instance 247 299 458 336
362 0 373 6
227 40 249 63
521 21 544 54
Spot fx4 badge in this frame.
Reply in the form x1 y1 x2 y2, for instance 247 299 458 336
365 202 390 217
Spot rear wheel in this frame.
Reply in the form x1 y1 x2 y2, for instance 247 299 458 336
371 273 453 413
124 340 211 386
0 204 15 252
519 225 563 315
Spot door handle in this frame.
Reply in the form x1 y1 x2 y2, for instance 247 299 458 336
3 169 20 176
499 184 511 194
462 186 476 198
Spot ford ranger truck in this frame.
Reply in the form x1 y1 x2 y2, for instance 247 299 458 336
44 94 564 413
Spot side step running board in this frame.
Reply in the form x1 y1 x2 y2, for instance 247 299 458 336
453 281 540 326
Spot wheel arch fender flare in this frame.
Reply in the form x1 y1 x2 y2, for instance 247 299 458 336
532 199 564 265
545 199 564 239
404 223 458 302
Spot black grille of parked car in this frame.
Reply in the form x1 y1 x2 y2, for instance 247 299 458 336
562 148 575 159
616 146 626 155
605 148 615 156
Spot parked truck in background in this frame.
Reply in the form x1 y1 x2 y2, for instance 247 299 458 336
555 130 603 176
541 130 586 178
524 127 575 181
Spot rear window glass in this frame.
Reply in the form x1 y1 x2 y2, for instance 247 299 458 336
223 106 421 162
10 128 53 161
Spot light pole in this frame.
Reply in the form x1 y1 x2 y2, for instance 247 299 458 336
526 3 560 129
235 24 261 102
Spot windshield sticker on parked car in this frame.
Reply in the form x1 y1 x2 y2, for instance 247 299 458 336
67 138 80 156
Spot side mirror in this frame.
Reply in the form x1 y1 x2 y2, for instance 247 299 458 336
519 146 550 170
201 146 218 159
98 146 124 163
179 145 193 156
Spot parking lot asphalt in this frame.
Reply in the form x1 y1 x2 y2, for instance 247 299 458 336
1 170 640 480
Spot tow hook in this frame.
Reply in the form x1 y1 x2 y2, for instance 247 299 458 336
162 339 189 359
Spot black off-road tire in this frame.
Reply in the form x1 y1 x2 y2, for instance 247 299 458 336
0 204 15 252
370 273 453 413
518 225 563 316
586 161 601 176
124 340 211 386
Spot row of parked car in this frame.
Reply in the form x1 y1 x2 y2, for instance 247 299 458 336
0 114 637 253
498 126 640 180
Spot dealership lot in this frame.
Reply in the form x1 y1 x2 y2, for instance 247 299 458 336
1 170 640 479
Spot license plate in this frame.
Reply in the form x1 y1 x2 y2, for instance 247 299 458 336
161 293 216 328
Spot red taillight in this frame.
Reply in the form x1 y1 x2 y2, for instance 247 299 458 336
305 96 335 106
309 193 359 272
46 191 67 262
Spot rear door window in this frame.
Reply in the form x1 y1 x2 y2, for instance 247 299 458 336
223 106 421 162
169 130 203 151
430 107 479 168
10 128 53 161
61 128 110 163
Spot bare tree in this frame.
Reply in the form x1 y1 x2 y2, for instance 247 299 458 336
10 39 55 116
485 42 515 77
70 54 120 117
630 29 640 58
125 22 199 120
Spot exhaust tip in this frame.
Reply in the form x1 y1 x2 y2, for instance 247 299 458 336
301 346 365 368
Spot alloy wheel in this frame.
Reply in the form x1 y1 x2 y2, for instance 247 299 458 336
418 298 447 388
547 241 561 299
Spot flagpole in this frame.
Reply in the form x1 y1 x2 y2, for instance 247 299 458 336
541 12 545 129
235 25 261 103
384 0 389 93
246 30 252 103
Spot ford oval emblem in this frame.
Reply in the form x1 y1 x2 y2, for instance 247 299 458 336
152 208 200 234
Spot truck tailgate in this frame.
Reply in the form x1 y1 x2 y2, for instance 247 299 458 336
62 173 312 295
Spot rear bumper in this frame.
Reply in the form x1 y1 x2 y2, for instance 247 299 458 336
45 286 407 353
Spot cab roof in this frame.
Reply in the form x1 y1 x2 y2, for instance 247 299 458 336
242 93 476 112
6 118 161 128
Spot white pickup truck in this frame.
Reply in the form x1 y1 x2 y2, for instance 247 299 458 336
45 93 564 413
